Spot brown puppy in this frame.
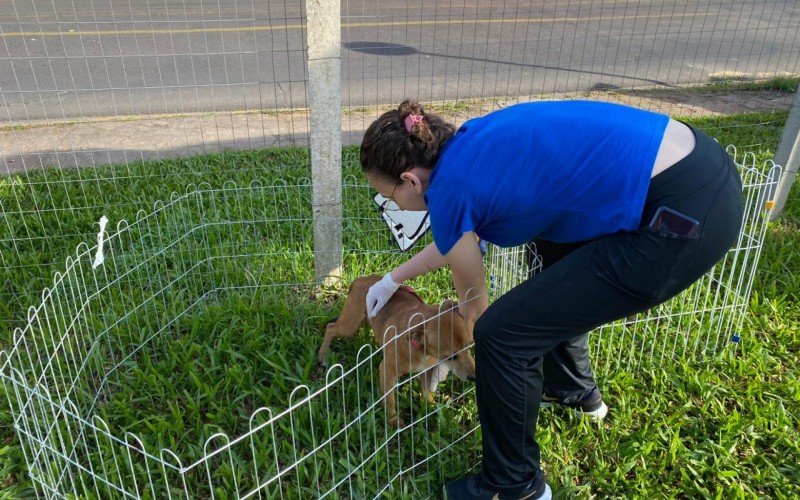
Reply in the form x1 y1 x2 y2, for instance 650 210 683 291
317 275 476 427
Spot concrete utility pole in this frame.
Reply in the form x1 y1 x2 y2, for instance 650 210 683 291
306 0 343 283
771 86 800 221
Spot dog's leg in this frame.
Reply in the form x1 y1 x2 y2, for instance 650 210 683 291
317 281 370 367
379 358 403 428
420 373 436 404
317 319 355 367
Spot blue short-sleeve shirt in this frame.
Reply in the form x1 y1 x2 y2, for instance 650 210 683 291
424 100 669 255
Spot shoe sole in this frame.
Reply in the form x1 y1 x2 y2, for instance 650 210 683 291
486 483 552 500
510 483 552 500
445 480 552 500
540 401 608 421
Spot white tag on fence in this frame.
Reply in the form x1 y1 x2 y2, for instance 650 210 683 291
92 215 109 269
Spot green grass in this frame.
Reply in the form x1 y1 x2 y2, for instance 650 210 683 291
704 75 800 93
1 111 799 498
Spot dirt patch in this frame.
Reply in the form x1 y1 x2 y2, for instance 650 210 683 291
420 87 795 121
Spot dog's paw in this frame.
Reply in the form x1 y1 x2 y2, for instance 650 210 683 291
388 415 405 428
316 351 329 369
311 364 327 382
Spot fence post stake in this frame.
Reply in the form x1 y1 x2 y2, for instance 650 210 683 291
770 84 800 220
306 0 343 283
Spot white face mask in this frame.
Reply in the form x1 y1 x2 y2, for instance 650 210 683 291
373 192 430 251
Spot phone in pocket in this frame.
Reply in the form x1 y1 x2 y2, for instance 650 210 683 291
648 206 700 238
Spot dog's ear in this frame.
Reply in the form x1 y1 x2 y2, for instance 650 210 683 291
440 299 459 312
441 299 465 321
410 325 426 350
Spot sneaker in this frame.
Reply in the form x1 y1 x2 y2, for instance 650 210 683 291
540 389 609 421
444 473 552 500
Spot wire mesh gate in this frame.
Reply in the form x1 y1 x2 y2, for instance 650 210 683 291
488 149 782 374
0 152 780 497
3 0 799 333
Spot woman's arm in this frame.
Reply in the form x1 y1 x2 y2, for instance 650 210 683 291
444 231 489 342
367 242 447 318
390 242 448 282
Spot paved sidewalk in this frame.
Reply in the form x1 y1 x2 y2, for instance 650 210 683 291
2 88 794 175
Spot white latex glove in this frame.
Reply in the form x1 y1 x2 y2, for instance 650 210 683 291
366 272 400 318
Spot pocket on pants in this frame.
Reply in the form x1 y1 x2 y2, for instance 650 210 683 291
594 226 699 303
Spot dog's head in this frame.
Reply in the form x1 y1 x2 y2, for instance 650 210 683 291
410 299 476 381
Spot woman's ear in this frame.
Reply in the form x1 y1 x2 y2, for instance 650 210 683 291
401 166 431 195
399 170 420 193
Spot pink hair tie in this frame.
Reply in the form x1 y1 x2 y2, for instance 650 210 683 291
404 114 423 133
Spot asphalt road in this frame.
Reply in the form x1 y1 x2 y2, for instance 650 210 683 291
1 0 798 121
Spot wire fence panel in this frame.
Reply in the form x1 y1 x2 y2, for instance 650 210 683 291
489 156 781 373
1 158 779 497
341 1 799 130
2 0 798 333
1 0 309 130
1 0 311 333
0 4 797 495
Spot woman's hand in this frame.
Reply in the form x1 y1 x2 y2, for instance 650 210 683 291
366 243 447 317
366 272 400 317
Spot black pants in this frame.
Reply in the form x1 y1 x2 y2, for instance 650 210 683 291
474 126 744 494
526 239 599 404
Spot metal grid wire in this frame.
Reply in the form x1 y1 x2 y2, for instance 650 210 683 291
340 0 800 143
2 0 799 332
489 152 782 374
1 0 312 328
1 0 310 149
0 155 780 497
